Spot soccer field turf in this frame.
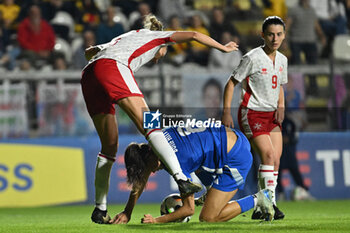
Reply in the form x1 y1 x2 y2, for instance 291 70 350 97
1 200 350 233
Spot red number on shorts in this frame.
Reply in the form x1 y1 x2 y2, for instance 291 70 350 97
272 75 277 89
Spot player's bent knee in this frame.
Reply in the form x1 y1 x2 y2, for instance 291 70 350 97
261 149 275 164
199 213 217 222
199 216 216 222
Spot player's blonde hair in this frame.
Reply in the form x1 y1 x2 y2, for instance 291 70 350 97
143 14 163 31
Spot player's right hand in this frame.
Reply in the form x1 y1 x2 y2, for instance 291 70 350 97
221 112 234 128
109 211 130 224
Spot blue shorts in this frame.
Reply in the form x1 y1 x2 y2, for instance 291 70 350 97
196 129 252 192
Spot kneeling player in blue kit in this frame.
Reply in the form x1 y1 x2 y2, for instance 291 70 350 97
110 125 274 224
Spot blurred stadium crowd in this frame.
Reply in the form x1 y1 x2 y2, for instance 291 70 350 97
0 0 350 138
0 0 349 71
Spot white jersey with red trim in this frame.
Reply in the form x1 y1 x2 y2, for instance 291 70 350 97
231 46 288 111
86 29 175 72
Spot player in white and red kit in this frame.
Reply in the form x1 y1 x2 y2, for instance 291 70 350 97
222 16 287 220
81 14 238 224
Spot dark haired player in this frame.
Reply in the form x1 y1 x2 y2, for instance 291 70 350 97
110 125 274 224
222 16 288 220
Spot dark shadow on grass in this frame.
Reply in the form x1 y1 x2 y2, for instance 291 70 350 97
124 221 319 232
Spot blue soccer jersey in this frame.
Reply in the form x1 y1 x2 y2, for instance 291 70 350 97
163 125 252 191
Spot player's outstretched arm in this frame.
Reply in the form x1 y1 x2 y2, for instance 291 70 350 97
221 77 238 128
110 171 152 224
110 211 129 224
141 194 195 223
170 31 238 53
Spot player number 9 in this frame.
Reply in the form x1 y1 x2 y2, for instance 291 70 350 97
272 75 277 89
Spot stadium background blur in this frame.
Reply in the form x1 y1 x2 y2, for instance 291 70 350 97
0 0 350 208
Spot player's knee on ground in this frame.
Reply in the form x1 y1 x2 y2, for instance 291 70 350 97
199 212 219 222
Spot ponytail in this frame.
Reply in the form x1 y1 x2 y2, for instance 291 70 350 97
143 14 163 31
124 143 152 188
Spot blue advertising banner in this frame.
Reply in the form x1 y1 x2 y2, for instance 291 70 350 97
295 133 350 199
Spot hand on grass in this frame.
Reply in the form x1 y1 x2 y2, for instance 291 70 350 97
141 214 156 224
109 211 129 224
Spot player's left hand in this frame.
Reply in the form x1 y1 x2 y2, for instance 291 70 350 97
274 107 285 125
109 211 130 224
141 214 156 224
222 41 239 53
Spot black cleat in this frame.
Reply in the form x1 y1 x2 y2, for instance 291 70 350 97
252 190 274 221
273 205 285 220
194 193 206 206
91 207 111 224
251 209 264 220
177 179 202 196
252 205 284 220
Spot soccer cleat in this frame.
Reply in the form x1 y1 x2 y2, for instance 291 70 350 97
177 179 202 196
254 189 275 221
194 193 206 206
273 205 285 220
291 186 316 201
252 205 284 221
251 208 264 220
91 207 111 224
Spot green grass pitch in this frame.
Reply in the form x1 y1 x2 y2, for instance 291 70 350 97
1 200 350 233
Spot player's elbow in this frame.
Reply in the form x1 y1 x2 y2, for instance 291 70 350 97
191 31 199 41
183 205 195 216
172 31 199 43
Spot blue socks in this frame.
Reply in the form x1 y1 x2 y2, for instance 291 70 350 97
236 195 254 213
